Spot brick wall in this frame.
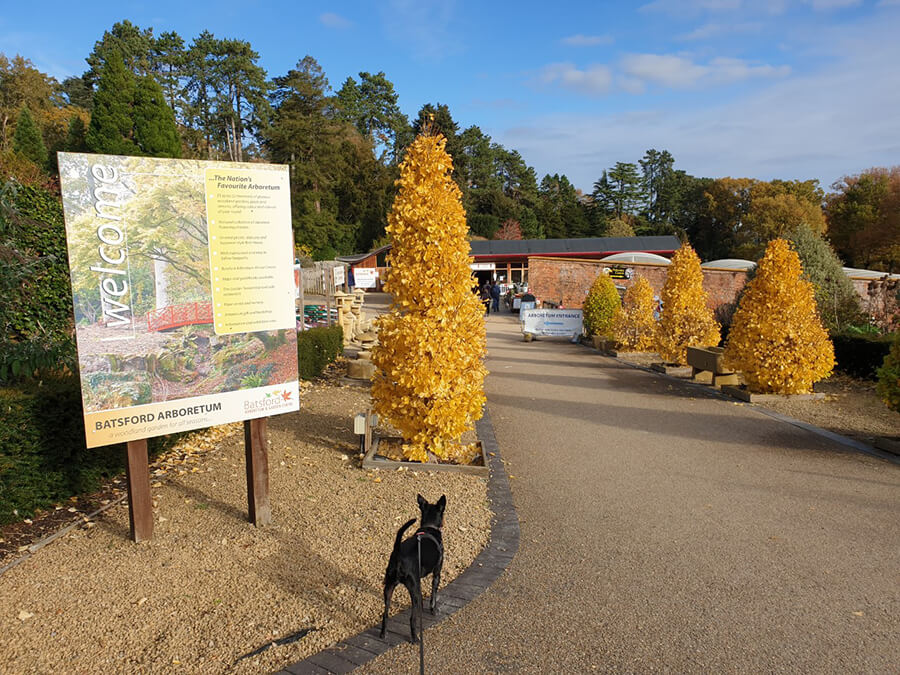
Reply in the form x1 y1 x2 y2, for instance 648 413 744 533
528 256 896 327
528 256 749 313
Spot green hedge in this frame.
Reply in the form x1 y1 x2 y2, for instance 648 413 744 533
832 332 895 380
297 325 344 380
0 377 179 526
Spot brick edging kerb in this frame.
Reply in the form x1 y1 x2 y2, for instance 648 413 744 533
276 407 520 675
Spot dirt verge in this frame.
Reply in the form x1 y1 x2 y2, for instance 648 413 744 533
0 363 491 673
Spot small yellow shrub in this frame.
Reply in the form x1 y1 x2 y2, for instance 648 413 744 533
371 132 488 462
724 238 834 394
612 276 657 351
655 243 720 364
582 272 621 337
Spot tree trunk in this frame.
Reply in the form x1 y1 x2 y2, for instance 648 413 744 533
154 258 170 309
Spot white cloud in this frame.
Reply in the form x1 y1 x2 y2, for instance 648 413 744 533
538 63 613 95
677 21 763 40
803 0 862 8
620 53 789 88
640 0 743 14
319 13 352 29
381 0 460 61
621 53 710 87
561 34 614 47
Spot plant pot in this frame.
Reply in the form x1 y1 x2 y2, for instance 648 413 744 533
362 436 489 476
650 362 693 377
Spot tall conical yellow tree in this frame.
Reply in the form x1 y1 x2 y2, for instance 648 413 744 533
371 132 487 463
612 276 657 351
655 243 720 364
582 272 621 337
724 238 834 394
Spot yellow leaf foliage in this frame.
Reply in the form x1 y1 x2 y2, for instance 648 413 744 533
655 243 720 364
612 276 657 351
724 238 835 394
370 133 488 462
582 272 622 336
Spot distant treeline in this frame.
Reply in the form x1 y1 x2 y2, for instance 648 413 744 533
0 20 897 271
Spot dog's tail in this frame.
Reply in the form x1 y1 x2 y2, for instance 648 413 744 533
393 518 416 551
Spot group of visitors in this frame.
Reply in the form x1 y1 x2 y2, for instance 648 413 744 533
479 280 501 314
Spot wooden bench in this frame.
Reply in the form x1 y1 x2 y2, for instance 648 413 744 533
686 346 739 387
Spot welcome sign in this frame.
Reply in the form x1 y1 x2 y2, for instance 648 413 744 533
59 153 299 448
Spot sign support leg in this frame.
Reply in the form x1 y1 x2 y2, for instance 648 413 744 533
125 439 153 542
244 418 271 526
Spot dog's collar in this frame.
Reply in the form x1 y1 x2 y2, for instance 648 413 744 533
416 526 442 535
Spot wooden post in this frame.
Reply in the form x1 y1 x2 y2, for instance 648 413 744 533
299 269 306 331
125 439 153 542
244 418 271 526
325 267 333 327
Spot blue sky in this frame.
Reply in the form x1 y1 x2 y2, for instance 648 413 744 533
3 0 899 193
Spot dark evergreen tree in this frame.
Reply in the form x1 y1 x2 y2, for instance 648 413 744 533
61 75 94 110
86 20 155 85
787 223 862 332
86 50 139 155
12 107 47 168
133 75 181 157
593 162 645 219
64 115 88 152
86 50 180 157
334 71 409 164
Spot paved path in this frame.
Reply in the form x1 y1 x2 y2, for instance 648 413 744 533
355 311 900 673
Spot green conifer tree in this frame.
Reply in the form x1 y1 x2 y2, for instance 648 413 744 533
85 50 181 158
86 50 140 155
133 75 181 157
787 223 861 333
64 115 88 153
12 107 48 168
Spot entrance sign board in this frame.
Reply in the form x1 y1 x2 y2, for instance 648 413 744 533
521 309 584 337
354 268 378 288
59 153 299 448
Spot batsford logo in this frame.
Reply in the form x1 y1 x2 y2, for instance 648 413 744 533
244 389 294 413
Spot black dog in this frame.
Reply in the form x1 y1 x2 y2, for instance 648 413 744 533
380 494 446 643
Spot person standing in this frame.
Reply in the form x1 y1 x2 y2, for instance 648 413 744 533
490 280 501 312
480 281 491 315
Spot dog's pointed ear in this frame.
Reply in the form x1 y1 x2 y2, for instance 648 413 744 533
437 495 446 509
417 494 426 509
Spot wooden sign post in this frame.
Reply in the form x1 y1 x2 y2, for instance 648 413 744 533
244 418 272 526
123 420 272 542
125 439 153 542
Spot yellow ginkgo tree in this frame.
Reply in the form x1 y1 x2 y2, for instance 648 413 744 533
370 131 488 463
655 243 720 364
612 276 657 352
724 238 834 394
